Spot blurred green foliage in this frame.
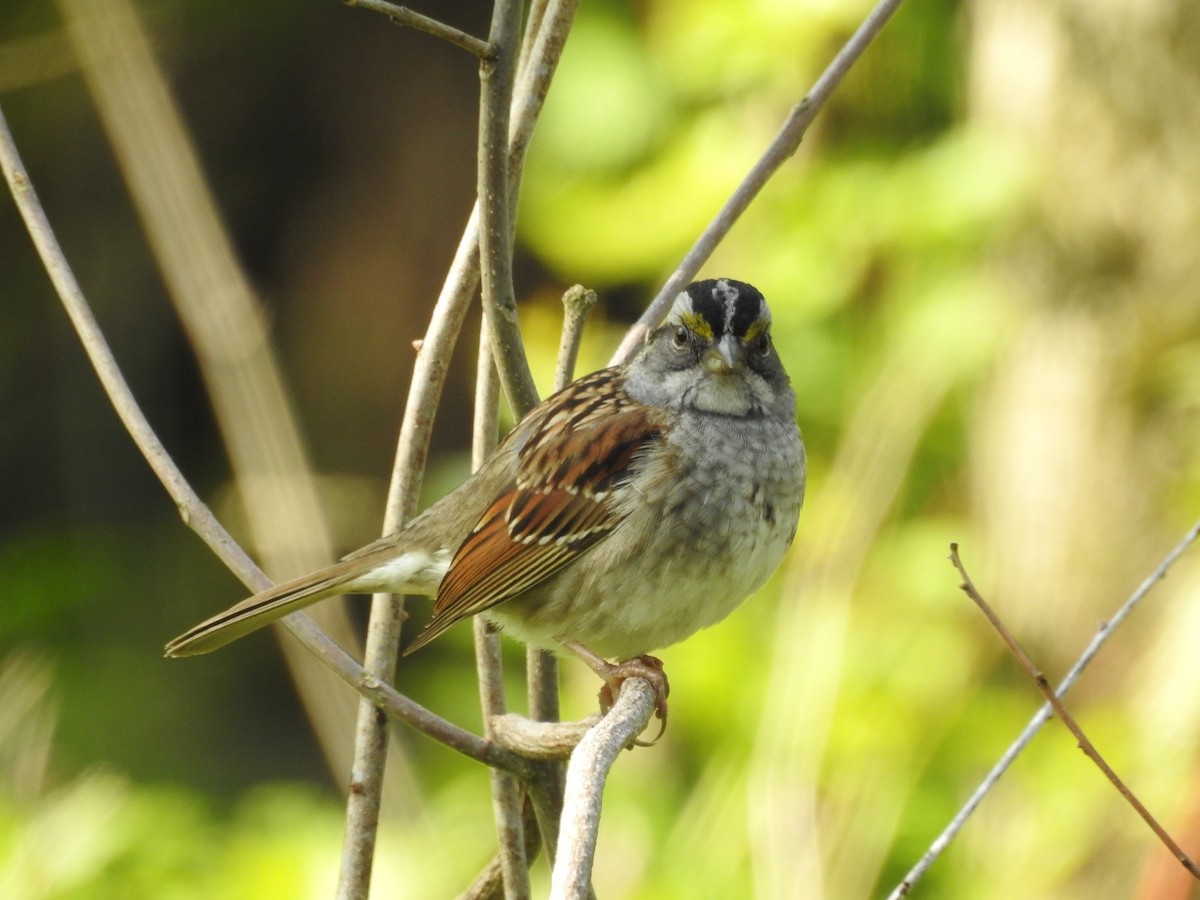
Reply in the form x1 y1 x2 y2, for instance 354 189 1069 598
4 0 1200 897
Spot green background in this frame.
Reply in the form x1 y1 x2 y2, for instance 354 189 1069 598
3 0 1200 897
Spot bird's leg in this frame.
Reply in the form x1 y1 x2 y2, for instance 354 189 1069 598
558 638 670 744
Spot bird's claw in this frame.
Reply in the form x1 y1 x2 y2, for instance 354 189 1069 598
596 654 670 746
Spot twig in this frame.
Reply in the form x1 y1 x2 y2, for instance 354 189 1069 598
609 0 908 366
949 544 1200 880
887 518 1200 898
344 0 492 59
0 103 534 783
330 626 531 777
474 3 533 894
478 0 540 417
516 0 551 75
552 285 597 396
473 327 530 899
526 286 596 729
338 2 579 891
476 621 530 899
550 677 656 899
0 105 253 584
509 0 578 177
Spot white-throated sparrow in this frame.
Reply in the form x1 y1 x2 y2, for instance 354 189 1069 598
166 279 805 722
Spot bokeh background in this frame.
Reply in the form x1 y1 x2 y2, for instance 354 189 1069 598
3 0 1200 897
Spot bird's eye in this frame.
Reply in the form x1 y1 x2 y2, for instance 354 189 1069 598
752 332 771 355
672 325 690 349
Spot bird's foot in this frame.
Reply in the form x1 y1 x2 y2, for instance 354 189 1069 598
559 640 670 745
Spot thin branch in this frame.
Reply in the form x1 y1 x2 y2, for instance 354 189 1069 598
516 0 551 74
478 0 540 417
473 327 530 899
344 0 492 59
338 2 579 891
609 0 908 366
459 798 544 900
525 285 596 728
552 285 597 396
476 622 530 899
0 104 536 782
887 518 1200 898
950 545 1200 880
509 0 578 175
317 623 532 778
0 104 252 583
511 283 599 886
550 677 656 899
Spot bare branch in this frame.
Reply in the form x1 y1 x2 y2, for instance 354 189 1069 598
459 798 544 900
476 621 530 899
490 714 597 760
553 285 598 395
609 0 908 365
472 331 530 898
478 0 540 416
293 614 534 777
344 0 492 58
887 518 1200 898
550 677 656 898
950 545 1200 880
0 104 256 585
510 1 578 173
0 103 536 782
339 2 580 891
525 285 597 731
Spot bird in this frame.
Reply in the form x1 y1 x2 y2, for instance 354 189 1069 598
165 278 806 727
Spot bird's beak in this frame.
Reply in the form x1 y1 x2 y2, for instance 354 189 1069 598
704 333 745 373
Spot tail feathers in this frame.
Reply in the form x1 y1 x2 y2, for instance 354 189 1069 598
164 571 349 657
401 611 461 656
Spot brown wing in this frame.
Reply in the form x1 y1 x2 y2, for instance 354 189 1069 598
403 369 665 653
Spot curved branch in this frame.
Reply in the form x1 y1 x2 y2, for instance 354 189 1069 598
550 677 656 898
0 102 533 782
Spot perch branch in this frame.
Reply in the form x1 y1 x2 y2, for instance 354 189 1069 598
344 0 492 58
950 545 1200 880
490 714 597 760
550 677 657 899
512 283 599 882
887 518 1200 897
610 0 908 365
